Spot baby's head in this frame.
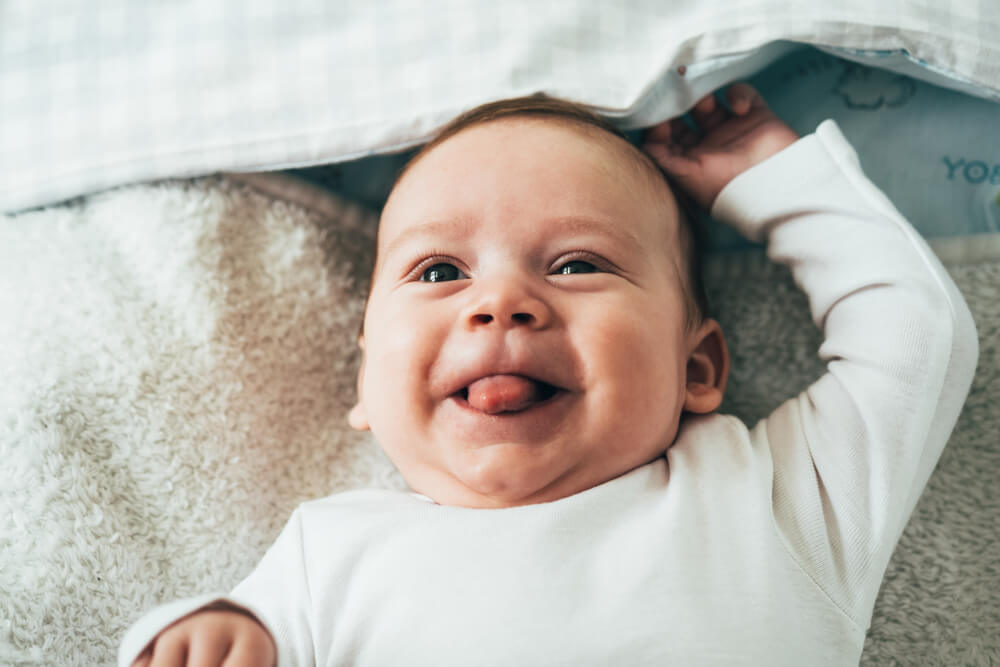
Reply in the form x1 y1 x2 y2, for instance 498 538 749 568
349 96 729 508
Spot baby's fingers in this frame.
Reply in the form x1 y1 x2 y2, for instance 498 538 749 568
641 116 698 152
130 647 152 667
222 633 277 667
689 93 727 133
641 140 700 181
642 118 673 144
144 637 188 667
185 632 232 666
725 82 765 115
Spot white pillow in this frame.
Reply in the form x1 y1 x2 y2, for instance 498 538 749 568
2 1 999 212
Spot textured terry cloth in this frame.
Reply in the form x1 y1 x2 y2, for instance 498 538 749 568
1 156 997 665
116 122 978 667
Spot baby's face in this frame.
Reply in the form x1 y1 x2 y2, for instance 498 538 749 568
350 119 722 508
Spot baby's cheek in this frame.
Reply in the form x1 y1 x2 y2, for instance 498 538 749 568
369 300 436 363
609 311 686 400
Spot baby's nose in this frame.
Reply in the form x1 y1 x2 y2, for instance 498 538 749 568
463 279 552 330
470 311 537 326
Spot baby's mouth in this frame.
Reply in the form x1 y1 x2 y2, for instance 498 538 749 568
456 374 560 415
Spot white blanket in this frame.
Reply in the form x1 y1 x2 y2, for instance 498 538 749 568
4 1 1000 213
1 175 997 665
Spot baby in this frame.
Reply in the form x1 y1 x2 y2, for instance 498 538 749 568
121 84 977 666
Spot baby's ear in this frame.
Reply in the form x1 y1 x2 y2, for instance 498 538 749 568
347 337 370 431
682 318 729 414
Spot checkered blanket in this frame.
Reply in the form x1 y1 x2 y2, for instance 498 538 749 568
3 1 1000 212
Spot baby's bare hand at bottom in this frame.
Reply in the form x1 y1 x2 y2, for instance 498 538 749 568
131 608 276 667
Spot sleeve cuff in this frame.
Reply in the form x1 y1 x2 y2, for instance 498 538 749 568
117 594 232 667
709 120 860 243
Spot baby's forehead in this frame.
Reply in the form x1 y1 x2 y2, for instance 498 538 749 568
437 116 663 185
384 116 678 227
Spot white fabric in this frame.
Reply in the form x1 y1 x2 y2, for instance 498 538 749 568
298 44 1000 249
4 1 1000 213
117 122 978 667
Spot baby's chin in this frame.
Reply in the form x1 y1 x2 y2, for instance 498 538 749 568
397 448 583 509
401 445 650 509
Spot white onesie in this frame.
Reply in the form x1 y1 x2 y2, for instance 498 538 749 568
119 121 978 667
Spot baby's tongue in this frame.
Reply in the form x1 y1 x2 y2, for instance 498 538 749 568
466 375 542 414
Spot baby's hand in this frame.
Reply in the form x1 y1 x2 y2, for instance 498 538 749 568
130 607 276 667
642 83 799 210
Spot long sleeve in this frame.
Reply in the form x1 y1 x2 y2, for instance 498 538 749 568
227 508 315 666
117 508 315 667
710 120 978 627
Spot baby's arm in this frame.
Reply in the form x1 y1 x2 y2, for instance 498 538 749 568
129 606 274 667
645 86 978 621
119 509 315 667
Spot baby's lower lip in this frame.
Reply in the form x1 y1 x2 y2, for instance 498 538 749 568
450 385 565 416
441 387 575 443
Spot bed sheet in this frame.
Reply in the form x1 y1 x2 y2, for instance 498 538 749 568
291 45 1000 251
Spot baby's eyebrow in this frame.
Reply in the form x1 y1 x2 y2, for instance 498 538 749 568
381 215 643 261
380 218 478 262
543 215 644 254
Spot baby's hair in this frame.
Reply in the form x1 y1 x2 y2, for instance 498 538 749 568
362 95 709 337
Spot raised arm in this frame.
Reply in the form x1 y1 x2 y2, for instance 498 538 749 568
717 120 976 617
644 86 978 622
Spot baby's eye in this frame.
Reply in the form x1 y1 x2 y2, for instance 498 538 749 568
556 260 598 275
420 262 467 282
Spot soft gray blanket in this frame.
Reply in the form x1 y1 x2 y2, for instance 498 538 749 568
1 175 996 665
